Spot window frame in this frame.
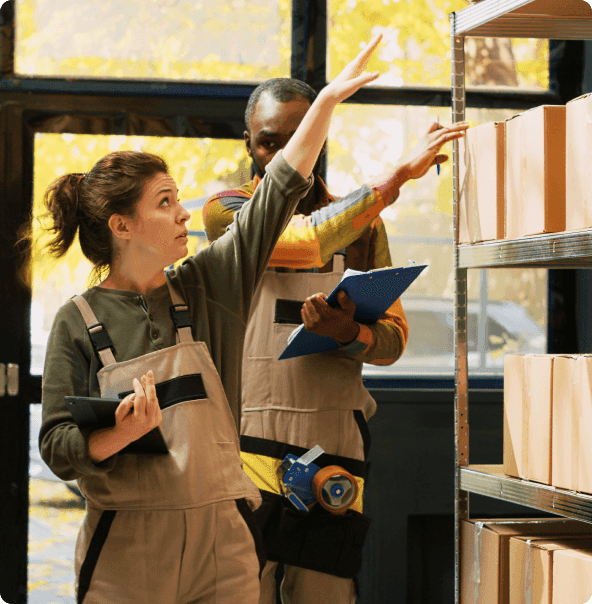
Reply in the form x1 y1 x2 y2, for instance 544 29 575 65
0 0 569 392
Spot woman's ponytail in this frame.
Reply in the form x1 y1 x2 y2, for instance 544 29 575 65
43 173 87 259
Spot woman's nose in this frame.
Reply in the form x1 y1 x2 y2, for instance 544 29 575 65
179 206 191 223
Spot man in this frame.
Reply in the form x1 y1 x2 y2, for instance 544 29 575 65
203 78 467 604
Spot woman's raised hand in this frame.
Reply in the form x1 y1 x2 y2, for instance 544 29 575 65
283 34 382 178
114 370 162 444
320 34 382 104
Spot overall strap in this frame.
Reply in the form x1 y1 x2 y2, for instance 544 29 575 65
165 273 194 344
71 296 117 367
333 250 346 273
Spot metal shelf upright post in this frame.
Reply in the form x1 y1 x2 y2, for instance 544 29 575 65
450 2 592 603
451 14 468 604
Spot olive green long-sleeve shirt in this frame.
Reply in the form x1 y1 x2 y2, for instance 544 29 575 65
40 152 313 481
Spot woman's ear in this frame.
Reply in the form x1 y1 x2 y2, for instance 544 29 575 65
108 214 132 241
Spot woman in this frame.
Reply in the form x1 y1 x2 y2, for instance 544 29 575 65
38 36 383 604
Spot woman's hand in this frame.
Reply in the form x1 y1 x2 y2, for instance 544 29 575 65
88 370 162 463
319 34 382 105
284 34 382 178
301 291 360 344
114 370 162 444
400 120 470 180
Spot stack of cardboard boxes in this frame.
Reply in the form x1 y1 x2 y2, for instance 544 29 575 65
460 354 592 602
458 93 592 600
459 93 592 243
503 353 592 495
461 517 592 603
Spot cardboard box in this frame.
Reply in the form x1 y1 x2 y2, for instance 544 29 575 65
503 354 553 484
576 356 592 495
510 537 592 604
461 518 592 604
566 93 592 231
552 355 578 491
459 121 505 243
552 547 592 604
505 105 566 239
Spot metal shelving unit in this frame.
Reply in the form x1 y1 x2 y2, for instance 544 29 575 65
450 1 592 602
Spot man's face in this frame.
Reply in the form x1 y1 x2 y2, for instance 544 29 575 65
245 93 313 175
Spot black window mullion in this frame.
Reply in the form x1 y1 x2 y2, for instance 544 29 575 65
0 0 15 79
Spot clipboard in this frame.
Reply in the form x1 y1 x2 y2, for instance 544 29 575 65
65 396 169 455
278 264 427 360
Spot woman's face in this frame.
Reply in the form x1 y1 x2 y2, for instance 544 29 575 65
127 172 191 268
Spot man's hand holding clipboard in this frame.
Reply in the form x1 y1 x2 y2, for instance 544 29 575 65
279 264 427 360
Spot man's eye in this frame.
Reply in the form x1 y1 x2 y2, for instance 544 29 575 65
262 141 277 150
160 198 170 206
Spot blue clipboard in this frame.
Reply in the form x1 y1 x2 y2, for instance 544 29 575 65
278 264 427 360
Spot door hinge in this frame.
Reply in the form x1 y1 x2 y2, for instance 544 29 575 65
0 363 19 396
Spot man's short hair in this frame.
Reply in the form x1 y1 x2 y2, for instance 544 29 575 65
245 78 317 132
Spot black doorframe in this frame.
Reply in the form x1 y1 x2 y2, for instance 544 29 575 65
0 104 34 604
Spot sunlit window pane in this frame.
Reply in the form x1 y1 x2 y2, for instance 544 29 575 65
328 0 548 90
327 104 547 375
30 133 248 374
16 0 291 82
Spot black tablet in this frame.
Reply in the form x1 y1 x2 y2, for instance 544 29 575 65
64 396 169 455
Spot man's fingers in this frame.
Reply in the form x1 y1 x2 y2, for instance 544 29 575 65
337 291 356 313
427 121 442 134
301 304 314 328
434 153 448 165
306 298 323 321
428 129 467 155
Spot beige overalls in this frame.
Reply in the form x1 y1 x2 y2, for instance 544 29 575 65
240 255 375 604
71 276 263 604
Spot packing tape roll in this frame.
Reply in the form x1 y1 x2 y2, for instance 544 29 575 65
312 465 358 515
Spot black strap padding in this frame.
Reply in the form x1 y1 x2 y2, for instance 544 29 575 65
236 498 267 579
353 410 371 460
274 299 305 325
170 304 193 330
87 323 115 353
118 373 207 409
77 510 117 604
240 435 367 479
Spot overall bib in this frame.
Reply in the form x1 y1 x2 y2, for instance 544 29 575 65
240 255 375 604
71 277 263 604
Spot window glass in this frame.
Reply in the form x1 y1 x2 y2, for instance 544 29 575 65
327 103 547 375
328 0 548 90
30 133 248 374
16 0 291 81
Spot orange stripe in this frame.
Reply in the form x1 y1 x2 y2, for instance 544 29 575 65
351 190 386 231
357 324 373 354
